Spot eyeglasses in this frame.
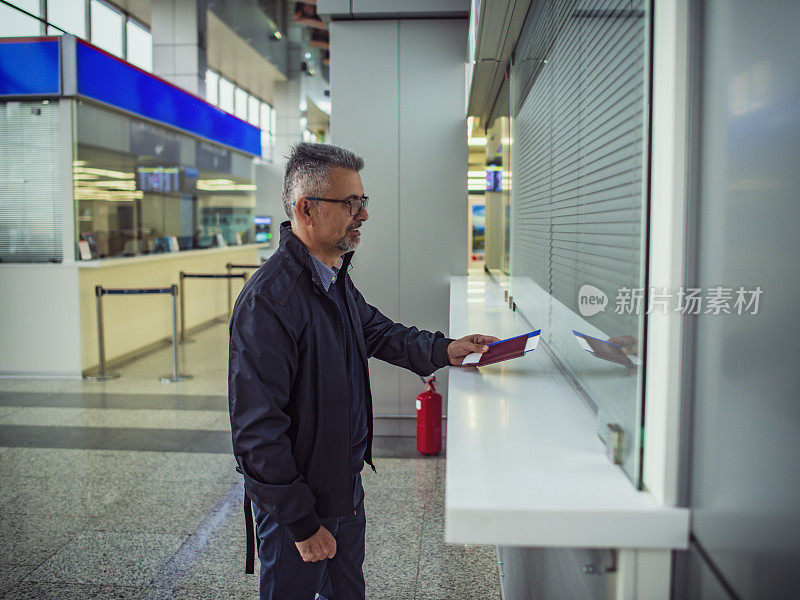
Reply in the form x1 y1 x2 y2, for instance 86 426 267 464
304 195 369 216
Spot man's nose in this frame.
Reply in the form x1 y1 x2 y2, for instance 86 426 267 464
357 206 369 221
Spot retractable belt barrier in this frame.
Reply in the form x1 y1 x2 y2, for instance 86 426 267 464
179 272 248 343
85 285 192 383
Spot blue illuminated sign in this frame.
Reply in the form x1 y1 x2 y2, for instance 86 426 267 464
0 38 60 96
0 37 261 156
75 41 261 156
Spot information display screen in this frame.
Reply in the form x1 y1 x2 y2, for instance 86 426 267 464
254 216 272 243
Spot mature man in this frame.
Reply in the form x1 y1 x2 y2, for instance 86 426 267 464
228 142 497 600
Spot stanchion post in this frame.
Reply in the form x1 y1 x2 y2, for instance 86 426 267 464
161 284 193 383
179 271 194 344
179 271 185 341
84 285 120 381
226 263 233 320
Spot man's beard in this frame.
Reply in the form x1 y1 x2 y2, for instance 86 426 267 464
335 223 361 252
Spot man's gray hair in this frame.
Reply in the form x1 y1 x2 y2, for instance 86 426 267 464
282 142 365 220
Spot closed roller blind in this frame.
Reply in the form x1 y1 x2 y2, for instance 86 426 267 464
0 101 63 263
511 0 647 340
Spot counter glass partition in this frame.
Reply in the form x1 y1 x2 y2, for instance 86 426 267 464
74 101 255 259
508 0 651 484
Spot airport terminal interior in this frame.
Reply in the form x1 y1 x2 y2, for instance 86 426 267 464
0 0 798 599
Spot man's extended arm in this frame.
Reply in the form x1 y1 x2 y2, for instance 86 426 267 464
228 294 320 542
347 280 450 373
347 279 498 370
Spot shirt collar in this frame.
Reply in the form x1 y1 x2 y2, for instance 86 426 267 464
309 253 342 292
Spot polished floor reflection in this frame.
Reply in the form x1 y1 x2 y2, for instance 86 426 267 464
0 321 500 599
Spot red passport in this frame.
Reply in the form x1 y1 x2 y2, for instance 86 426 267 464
460 330 541 367
571 330 640 369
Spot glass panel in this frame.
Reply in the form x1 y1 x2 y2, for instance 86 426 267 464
234 87 248 120
90 0 122 57
261 102 272 133
260 130 270 161
74 102 255 258
260 102 273 161
47 0 85 38
247 95 260 126
8 0 40 16
0 100 62 262
205 70 219 105
0 3 41 36
218 76 234 113
509 0 651 484
125 19 152 71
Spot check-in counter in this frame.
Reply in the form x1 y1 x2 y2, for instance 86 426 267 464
446 273 689 597
0 245 270 377
77 244 267 373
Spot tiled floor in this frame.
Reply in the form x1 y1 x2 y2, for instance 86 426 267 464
0 321 501 599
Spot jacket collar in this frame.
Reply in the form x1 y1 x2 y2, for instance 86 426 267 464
279 221 354 290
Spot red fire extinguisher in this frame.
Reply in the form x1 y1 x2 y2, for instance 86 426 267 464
417 376 442 455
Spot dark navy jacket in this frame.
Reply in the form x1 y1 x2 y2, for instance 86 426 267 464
228 222 450 542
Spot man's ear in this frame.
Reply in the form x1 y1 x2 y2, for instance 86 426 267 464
295 198 314 226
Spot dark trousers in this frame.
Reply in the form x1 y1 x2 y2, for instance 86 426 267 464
254 474 366 600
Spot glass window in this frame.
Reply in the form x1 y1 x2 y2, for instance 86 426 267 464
205 70 219 106
218 76 234 113
0 3 41 36
259 102 275 161
126 19 152 71
509 0 651 483
234 87 248 120
74 103 255 258
90 0 123 57
8 0 40 16
47 0 86 38
259 102 271 134
247 95 260 126
0 100 62 263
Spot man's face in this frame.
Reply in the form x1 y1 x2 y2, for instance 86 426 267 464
310 167 368 254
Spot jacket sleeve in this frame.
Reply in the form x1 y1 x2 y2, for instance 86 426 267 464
228 294 320 542
347 278 452 375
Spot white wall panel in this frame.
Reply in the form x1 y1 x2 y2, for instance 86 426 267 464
680 0 800 597
330 20 401 431
330 18 468 432
398 18 468 416
0 265 82 376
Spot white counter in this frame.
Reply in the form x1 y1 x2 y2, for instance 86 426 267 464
445 273 689 549
76 243 270 268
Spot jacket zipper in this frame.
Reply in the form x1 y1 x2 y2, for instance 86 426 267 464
316 278 355 515
343 281 376 474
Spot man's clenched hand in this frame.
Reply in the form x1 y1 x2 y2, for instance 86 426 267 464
447 334 501 366
295 526 337 562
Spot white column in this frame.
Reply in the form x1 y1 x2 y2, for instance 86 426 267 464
330 18 468 434
273 77 303 166
150 0 207 95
